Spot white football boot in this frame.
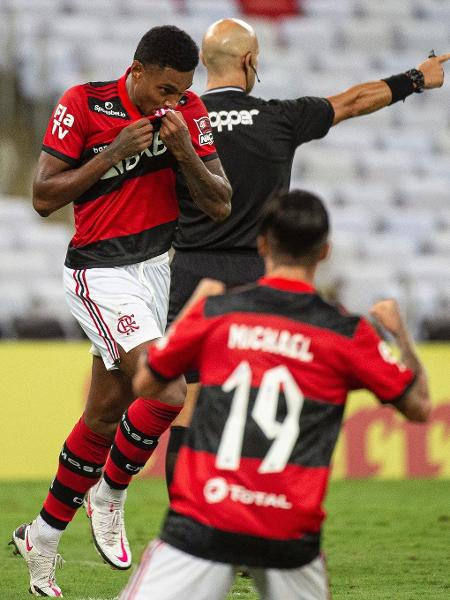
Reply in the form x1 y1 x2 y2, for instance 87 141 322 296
11 523 64 597
84 482 131 569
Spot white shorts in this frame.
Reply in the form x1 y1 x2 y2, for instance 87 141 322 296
120 540 331 600
64 253 170 370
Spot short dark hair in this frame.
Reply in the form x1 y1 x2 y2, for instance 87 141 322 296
134 26 199 72
259 190 329 265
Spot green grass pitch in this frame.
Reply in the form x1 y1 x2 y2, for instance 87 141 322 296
1 479 449 599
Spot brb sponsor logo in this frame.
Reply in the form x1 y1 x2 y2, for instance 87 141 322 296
203 477 292 509
194 116 214 145
209 109 259 132
52 104 75 140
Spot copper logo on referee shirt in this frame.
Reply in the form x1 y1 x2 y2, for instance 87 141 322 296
117 314 140 335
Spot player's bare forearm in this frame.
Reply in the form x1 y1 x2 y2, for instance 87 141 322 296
328 81 392 125
178 154 232 222
33 150 120 217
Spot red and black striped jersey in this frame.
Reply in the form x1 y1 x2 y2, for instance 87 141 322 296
41 69 217 268
147 276 415 568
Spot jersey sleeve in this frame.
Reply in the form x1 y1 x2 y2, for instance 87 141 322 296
343 318 416 404
42 85 88 166
147 298 213 381
279 96 334 147
181 92 218 161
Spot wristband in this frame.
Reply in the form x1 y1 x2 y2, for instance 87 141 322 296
382 73 415 104
405 68 425 93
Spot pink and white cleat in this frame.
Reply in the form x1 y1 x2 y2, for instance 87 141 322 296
84 482 132 570
10 523 63 597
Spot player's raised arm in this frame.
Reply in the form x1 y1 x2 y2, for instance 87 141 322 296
370 299 431 422
328 52 450 126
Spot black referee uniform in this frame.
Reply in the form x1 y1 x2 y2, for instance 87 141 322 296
169 87 334 380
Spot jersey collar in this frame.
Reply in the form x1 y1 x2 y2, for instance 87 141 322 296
203 86 246 95
259 276 316 294
118 68 142 119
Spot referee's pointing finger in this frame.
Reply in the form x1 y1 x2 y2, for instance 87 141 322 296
437 53 450 63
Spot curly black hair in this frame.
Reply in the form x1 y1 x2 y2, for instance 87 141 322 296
134 26 199 72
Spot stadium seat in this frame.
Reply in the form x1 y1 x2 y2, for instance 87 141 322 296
302 0 353 19
359 150 418 183
331 205 380 236
395 177 449 210
292 147 359 182
333 262 405 315
337 20 396 52
378 129 434 155
359 234 418 264
64 0 125 17
309 50 371 82
396 19 450 52
183 0 238 19
334 180 394 210
353 0 415 19
379 209 439 240
423 231 450 257
281 18 339 52
321 124 380 153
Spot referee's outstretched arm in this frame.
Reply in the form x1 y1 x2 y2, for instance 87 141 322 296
328 52 450 125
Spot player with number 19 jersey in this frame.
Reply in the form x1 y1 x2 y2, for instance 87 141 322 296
42 68 217 269
147 276 415 569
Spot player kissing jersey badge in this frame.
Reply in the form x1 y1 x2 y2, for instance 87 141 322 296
117 314 140 336
194 116 214 145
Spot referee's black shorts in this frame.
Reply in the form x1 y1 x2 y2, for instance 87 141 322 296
168 249 265 383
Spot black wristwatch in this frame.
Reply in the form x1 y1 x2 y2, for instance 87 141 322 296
405 68 425 93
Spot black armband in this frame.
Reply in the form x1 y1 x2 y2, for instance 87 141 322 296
382 73 416 104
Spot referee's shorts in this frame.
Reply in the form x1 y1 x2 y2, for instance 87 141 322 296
168 249 265 383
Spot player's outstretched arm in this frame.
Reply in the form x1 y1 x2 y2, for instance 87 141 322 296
33 119 154 217
328 52 450 126
370 299 431 422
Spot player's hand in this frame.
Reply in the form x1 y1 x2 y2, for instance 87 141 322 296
108 118 154 162
175 278 226 322
370 299 406 337
159 110 194 161
417 52 450 89
192 278 226 301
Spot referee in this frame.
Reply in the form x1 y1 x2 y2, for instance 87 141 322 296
165 18 449 482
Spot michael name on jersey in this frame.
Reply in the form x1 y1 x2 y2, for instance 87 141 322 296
228 324 313 362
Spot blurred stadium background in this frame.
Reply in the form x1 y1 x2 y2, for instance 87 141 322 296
0 0 449 483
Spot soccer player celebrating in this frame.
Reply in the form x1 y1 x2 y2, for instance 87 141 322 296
11 26 231 597
122 189 431 600
164 18 449 485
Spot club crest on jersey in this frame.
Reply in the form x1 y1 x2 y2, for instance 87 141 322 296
117 314 140 335
194 116 214 145
52 104 74 140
